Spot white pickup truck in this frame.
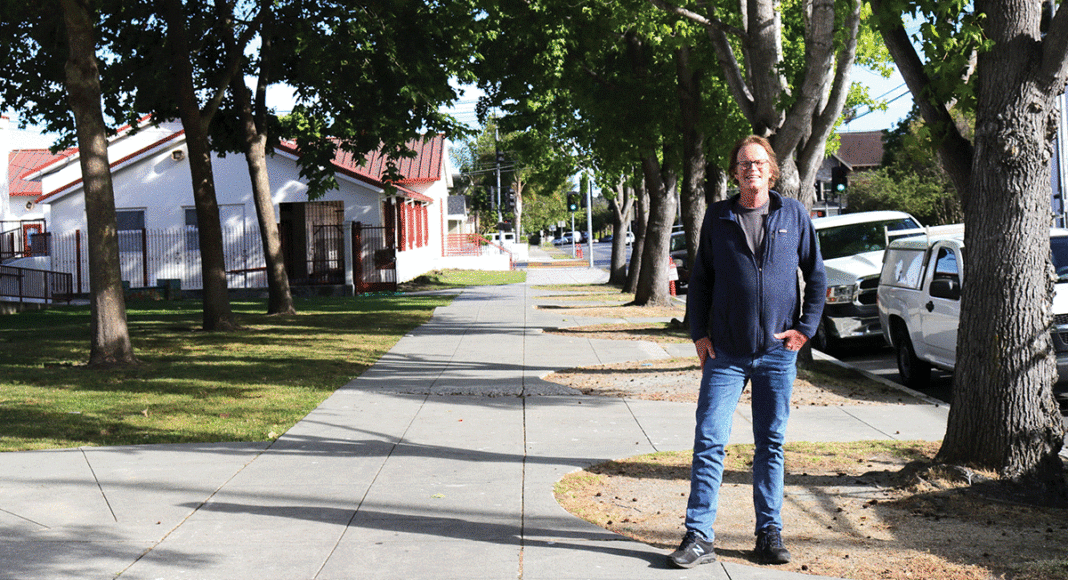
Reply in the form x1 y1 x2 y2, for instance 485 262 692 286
876 226 1068 396
810 210 923 352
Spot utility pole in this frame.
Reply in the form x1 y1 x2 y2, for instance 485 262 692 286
585 170 594 268
495 126 503 241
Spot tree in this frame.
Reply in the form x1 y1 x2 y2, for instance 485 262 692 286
158 0 245 331
477 0 709 306
604 177 636 285
222 1 294 316
60 0 138 366
651 0 863 207
873 0 1068 494
114 0 478 321
0 0 137 367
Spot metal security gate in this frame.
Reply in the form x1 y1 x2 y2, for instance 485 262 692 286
352 222 396 294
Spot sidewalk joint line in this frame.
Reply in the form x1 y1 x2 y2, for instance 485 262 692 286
837 406 899 438
623 399 659 453
0 507 49 530
314 392 431 579
115 442 273 577
79 447 117 523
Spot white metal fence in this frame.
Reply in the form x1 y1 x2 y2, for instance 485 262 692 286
50 227 266 294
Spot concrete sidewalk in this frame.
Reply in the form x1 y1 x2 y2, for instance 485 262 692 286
0 268 948 580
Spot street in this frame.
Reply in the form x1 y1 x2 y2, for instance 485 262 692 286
830 341 953 405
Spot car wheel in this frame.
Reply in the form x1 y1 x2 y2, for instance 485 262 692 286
893 329 931 389
812 319 837 354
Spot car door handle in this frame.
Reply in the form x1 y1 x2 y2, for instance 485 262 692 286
925 301 934 312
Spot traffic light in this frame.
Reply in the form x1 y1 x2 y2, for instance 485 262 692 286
567 192 579 212
505 189 516 211
831 165 849 194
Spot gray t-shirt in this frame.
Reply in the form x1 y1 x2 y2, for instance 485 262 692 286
734 199 769 261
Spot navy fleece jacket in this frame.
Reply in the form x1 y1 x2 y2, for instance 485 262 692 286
687 190 826 357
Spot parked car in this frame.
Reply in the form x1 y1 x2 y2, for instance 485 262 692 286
552 235 573 246
811 210 923 353
670 231 690 291
877 226 1068 396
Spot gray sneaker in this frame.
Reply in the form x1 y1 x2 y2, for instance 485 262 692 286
667 530 716 568
755 527 791 564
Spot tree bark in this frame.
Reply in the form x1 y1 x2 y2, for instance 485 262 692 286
608 180 634 286
59 0 137 367
936 0 1066 490
676 44 706 286
633 152 677 306
163 0 235 331
624 176 649 294
705 163 728 206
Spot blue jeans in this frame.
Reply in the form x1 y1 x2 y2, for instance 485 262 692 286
685 345 796 542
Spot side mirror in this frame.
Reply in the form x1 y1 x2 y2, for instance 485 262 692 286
929 277 961 300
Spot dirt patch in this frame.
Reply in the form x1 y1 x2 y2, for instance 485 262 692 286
535 302 686 320
545 322 690 345
555 443 1068 580
541 320 1068 580
541 356 924 406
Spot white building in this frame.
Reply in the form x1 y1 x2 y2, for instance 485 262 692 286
7 118 507 295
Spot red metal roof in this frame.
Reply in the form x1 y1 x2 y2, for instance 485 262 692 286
9 150 64 196
277 135 444 202
349 136 445 185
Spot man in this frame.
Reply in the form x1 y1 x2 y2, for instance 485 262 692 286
668 135 825 568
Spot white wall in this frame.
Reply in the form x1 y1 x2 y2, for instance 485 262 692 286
46 138 385 235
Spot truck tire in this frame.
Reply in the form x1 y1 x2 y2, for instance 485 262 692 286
893 329 931 389
812 319 837 355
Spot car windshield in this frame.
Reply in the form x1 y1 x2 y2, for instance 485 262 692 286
670 233 687 252
816 218 920 260
1052 236 1068 282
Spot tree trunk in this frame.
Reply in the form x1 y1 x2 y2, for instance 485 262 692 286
705 163 728 206
633 152 677 306
676 44 706 287
163 0 235 331
624 176 649 294
59 0 137 367
231 75 295 316
937 1 1065 489
608 181 633 286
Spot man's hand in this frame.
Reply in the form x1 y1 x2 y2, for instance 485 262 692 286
774 329 808 351
694 336 715 369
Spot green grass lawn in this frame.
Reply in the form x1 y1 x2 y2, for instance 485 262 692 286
0 295 453 451
398 269 526 292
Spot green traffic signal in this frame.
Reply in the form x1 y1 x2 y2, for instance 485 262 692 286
567 193 579 212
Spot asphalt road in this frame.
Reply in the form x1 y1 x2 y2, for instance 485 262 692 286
828 341 954 404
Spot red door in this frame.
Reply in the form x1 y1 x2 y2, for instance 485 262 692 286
22 224 43 257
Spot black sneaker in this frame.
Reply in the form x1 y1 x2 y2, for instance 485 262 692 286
667 530 716 568
755 527 791 564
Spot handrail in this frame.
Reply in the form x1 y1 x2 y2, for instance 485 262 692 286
0 264 74 304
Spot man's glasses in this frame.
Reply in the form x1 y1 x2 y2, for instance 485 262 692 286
737 160 770 169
